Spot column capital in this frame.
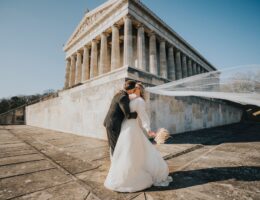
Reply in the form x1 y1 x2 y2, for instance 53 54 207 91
112 23 121 29
175 48 181 53
159 38 166 43
123 14 133 21
168 46 174 50
70 54 76 59
136 22 144 29
101 32 110 37
148 31 156 37
92 39 99 44
83 45 90 50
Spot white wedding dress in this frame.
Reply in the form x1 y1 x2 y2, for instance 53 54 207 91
104 96 172 193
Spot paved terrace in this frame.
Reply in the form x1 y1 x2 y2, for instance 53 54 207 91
0 122 259 200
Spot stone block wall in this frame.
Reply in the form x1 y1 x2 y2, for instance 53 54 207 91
147 94 242 134
26 66 243 140
26 67 128 140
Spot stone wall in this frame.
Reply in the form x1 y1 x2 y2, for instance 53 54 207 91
26 67 243 140
147 95 242 134
26 67 128 139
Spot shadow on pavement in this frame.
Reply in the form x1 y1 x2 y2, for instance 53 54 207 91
164 122 260 145
146 166 260 191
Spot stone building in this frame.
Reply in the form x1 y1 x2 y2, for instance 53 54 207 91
63 0 215 90
25 0 242 139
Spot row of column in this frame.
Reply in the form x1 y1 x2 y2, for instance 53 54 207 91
64 16 208 89
64 22 123 89
148 33 208 80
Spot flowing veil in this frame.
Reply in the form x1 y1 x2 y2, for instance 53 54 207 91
146 65 260 107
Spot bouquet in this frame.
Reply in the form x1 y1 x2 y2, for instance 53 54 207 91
154 128 171 144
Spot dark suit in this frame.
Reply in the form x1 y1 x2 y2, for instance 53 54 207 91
104 90 137 155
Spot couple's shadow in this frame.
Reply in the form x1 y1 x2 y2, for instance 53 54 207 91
145 122 260 191
145 166 260 191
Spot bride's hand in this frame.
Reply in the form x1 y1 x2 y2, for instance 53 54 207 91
148 131 156 138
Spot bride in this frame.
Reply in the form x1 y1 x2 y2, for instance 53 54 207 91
104 82 173 192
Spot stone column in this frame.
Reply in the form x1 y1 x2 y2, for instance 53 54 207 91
181 54 188 78
111 25 120 70
159 40 167 78
64 58 71 89
187 58 192 76
108 46 111 72
197 65 201 74
167 46 175 80
149 33 157 75
137 25 146 71
100 32 109 75
175 50 182 80
69 55 76 86
76 52 82 84
192 62 197 75
90 40 98 78
82 46 90 81
123 16 133 66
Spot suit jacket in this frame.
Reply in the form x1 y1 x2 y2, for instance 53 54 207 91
103 90 137 133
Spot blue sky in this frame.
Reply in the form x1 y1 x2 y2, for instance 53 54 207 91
0 0 259 99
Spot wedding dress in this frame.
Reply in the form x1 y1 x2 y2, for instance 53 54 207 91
104 96 172 192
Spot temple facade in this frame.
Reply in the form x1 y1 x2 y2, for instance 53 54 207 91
25 0 242 139
63 0 216 90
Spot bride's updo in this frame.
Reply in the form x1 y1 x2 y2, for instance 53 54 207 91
135 82 145 100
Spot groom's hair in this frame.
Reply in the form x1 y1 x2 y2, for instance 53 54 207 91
124 80 136 91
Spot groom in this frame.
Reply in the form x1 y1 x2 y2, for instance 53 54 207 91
103 80 138 156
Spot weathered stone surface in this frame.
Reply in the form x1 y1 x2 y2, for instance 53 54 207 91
0 169 72 199
166 146 212 171
86 192 101 200
0 160 55 179
43 150 98 174
14 181 89 200
132 193 146 200
0 143 32 153
48 137 106 149
69 146 109 162
0 123 259 200
0 131 22 142
149 94 242 135
0 154 44 166
0 150 37 159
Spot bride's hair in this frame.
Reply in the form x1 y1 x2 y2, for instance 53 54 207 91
136 82 145 100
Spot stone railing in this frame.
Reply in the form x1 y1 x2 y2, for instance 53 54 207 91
0 105 26 125
0 92 59 125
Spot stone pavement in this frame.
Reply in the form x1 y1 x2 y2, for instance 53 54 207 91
0 122 259 200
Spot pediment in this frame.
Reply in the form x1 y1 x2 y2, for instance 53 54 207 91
64 0 121 50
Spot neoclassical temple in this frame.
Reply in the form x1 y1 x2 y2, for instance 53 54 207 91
25 0 242 140
63 0 216 89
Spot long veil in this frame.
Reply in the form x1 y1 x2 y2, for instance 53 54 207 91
146 65 260 107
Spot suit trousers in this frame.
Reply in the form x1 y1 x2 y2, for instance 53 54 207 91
106 128 120 156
